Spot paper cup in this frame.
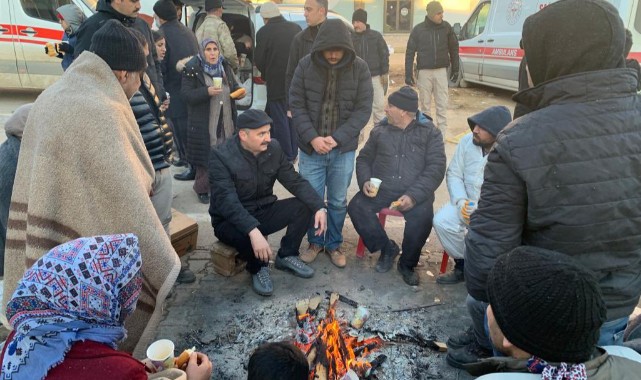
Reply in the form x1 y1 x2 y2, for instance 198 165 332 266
369 178 382 196
351 306 370 329
147 339 175 371
212 77 223 89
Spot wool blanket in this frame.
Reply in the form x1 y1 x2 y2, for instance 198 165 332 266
2 51 180 358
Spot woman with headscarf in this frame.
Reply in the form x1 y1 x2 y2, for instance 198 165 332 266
0 234 212 380
181 38 241 204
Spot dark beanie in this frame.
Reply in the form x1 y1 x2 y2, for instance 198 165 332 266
467 106 512 137
238 109 273 130
352 9 367 24
487 246 606 363
89 20 147 72
522 0 625 85
388 86 418 113
205 0 223 12
426 1 444 17
153 0 177 21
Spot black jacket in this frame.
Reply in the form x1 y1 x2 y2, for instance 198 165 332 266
255 16 302 102
130 86 173 171
285 22 323 104
289 21 373 155
209 136 325 234
356 117 445 204
351 26 389 77
405 17 459 81
159 19 200 118
181 56 239 168
465 68 641 321
74 0 165 98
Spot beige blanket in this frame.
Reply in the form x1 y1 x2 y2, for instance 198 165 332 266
2 52 180 358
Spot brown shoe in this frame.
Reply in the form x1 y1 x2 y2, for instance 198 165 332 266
327 248 347 268
300 243 323 263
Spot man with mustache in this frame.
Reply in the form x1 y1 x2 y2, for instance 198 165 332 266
209 110 327 296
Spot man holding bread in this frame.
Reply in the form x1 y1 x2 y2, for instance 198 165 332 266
347 86 445 286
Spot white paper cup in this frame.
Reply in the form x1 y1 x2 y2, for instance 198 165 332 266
212 77 223 89
369 178 382 196
147 339 175 371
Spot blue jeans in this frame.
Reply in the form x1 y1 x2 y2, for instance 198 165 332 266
298 149 355 251
598 316 628 346
467 294 493 350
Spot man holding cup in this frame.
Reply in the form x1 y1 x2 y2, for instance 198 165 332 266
347 87 445 285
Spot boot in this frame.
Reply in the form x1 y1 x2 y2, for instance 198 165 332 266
176 263 196 284
375 240 399 273
446 341 492 369
397 261 419 286
446 325 475 349
437 259 465 285
174 165 195 181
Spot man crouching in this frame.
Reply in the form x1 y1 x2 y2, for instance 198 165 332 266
209 109 327 296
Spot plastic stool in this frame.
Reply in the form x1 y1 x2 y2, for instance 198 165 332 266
355 208 404 258
440 251 450 274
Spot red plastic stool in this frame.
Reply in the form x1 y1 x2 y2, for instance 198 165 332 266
439 251 450 274
355 208 404 258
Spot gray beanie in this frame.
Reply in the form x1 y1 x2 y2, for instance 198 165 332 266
426 1 444 17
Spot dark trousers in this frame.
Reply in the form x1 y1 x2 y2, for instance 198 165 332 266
213 198 312 274
347 191 434 268
170 116 188 161
265 100 297 162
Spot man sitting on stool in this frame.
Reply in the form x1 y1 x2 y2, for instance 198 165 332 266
347 86 445 286
433 106 511 285
209 109 327 296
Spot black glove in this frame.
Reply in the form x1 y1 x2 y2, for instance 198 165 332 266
449 71 459 83
405 76 415 86
57 42 71 54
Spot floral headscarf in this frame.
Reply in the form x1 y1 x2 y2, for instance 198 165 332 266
1 234 142 380
198 38 225 78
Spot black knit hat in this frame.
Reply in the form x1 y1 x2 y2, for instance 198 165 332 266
238 109 273 130
487 246 606 363
205 0 223 11
388 86 418 113
153 0 178 21
352 9 367 24
89 20 147 72
467 106 512 137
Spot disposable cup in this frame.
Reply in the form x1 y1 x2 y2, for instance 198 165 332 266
212 77 223 89
146 339 175 371
370 178 382 196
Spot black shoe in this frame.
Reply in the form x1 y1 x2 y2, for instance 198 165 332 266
173 159 187 167
375 240 399 273
446 341 492 369
174 166 195 181
397 262 419 286
197 193 209 204
176 267 196 284
437 267 465 285
447 326 475 350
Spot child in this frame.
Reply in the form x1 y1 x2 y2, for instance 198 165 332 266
44 4 86 71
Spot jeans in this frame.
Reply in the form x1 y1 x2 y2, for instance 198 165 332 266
266 100 297 162
598 316 628 346
347 191 433 268
0 136 21 276
150 168 173 235
213 198 312 274
467 294 492 350
298 149 355 251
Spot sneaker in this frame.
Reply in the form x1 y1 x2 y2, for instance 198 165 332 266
197 193 209 204
251 267 273 296
397 262 419 286
436 267 465 285
326 248 346 268
300 243 324 263
275 255 314 278
375 240 399 273
447 326 475 350
446 341 492 369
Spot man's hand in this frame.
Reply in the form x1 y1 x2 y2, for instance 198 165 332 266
287 110 292 118
185 352 213 380
396 195 416 212
207 86 223 96
313 209 327 236
159 99 169 112
382 74 389 95
449 70 459 83
324 136 338 149
405 76 415 86
459 199 477 226
249 228 272 263
311 136 333 154
363 181 377 197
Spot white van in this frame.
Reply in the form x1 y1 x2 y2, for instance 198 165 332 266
456 0 641 91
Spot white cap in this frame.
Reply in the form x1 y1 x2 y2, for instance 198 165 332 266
260 2 280 18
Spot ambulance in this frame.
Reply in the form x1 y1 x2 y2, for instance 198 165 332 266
455 0 641 91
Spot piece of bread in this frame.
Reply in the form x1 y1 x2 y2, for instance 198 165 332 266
390 201 401 210
230 88 246 99
175 347 195 367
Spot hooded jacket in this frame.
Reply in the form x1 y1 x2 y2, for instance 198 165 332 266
351 25 389 77
464 0 641 322
289 19 373 155
56 4 86 71
285 21 324 104
405 16 459 80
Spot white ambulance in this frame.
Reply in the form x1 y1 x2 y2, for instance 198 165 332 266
455 0 641 91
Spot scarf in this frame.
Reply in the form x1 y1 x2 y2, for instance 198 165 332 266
2 234 142 380
527 356 588 380
198 39 225 78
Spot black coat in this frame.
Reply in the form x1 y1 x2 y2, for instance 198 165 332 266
181 56 239 168
130 88 172 171
159 20 200 118
74 0 165 98
255 16 302 102
356 118 445 205
209 136 325 234
405 17 459 81
285 22 323 103
289 22 373 155
351 26 389 77
465 68 641 321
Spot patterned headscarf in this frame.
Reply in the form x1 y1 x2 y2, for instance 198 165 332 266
198 38 225 78
1 234 142 380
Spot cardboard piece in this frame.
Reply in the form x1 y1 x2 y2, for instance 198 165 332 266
169 209 198 257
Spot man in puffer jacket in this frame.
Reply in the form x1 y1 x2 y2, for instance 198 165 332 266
290 19 373 269
348 87 445 286
448 0 641 369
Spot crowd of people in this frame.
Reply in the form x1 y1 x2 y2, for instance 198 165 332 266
1 0 641 378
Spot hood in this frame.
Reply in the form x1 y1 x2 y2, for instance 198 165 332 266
56 4 87 35
97 0 136 26
522 0 625 86
4 103 33 139
467 106 512 137
311 19 355 69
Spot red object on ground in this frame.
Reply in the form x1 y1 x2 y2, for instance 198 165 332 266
355 207 403 258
